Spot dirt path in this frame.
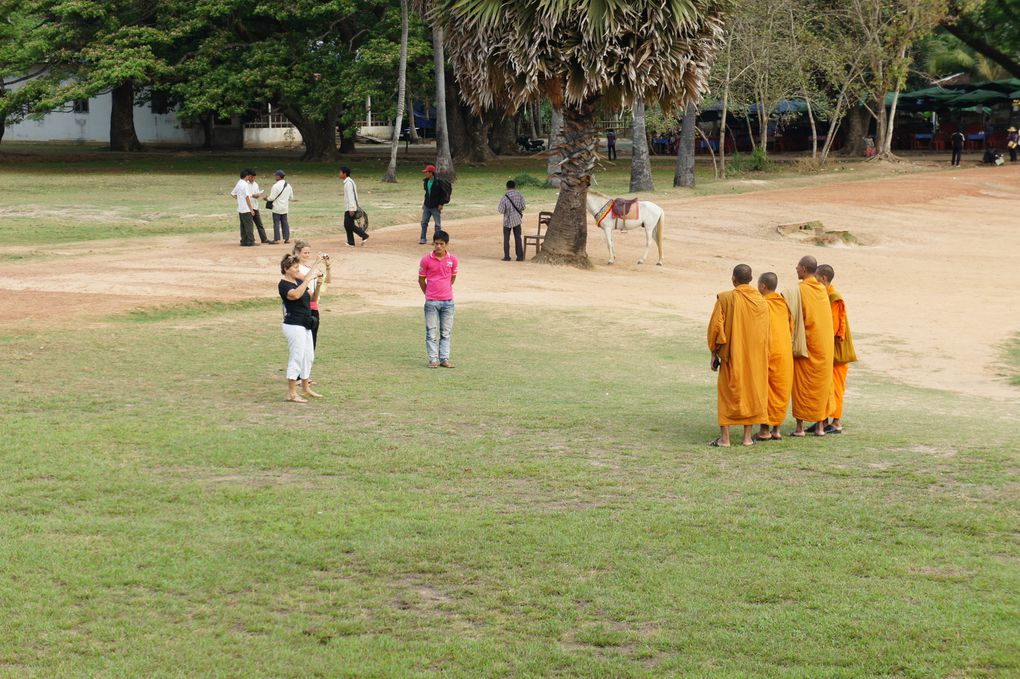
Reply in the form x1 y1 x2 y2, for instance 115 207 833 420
2 164 1018 402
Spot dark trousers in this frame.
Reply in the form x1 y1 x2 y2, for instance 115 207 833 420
238 212 256 246
503 225 523 260
344 211 368 245
272 213 290 242
1010 146 1018 162
951 146 962 166
253 210 269 242
607 144 617 160
311 309 320 348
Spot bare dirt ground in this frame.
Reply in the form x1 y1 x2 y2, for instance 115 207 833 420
2 163 1018 403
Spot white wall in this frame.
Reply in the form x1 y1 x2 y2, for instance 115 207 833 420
244 126 302 148
3 90 203 145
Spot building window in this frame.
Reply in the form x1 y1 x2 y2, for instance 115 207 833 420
72 99 89 114
151 91 170 115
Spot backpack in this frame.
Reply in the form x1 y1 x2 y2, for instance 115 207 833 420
437 177 452 204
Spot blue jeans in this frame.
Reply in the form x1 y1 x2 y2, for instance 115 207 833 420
420 206 442 241
424 300 454 362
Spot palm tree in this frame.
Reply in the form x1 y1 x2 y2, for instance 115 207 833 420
629 99 654 192
432 0 726 266
383 0 411 183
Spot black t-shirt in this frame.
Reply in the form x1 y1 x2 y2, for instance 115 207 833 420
278 279 312 327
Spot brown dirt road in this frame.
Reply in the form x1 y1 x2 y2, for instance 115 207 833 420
2 163 1018 403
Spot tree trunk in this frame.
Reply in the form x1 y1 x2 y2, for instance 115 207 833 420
879 83 903 158
432 26 455 181
109 81 142 151
407 96 420 144
487 109 517 155
527 104 538 140
383 0 410 183
805 94 818 159
534 99 597 268
286 107 339 160
446 74 494 162
533 101 543 137
840 105 869 157
629 99 654 192
200 113 214 149
674 101 697 187
546 106 564 188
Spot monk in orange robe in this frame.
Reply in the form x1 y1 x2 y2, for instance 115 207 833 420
816 264 857 434
707 264 770 447
755 272 793 441
783 255 833 437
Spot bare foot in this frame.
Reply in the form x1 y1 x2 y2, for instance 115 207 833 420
302 389 323 398
286 395 308 404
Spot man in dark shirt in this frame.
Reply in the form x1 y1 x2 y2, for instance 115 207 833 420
950 129 965 166
419 164 450 244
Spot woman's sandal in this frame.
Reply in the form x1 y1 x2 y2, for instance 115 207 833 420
709 437 731 448
286 395 309 404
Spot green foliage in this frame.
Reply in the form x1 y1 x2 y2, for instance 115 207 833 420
726 147 774 174
510 172 548 188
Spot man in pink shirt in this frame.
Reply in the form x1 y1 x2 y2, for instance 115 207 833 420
418 230 458 368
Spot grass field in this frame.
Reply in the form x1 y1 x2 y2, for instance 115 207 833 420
0 147 1017 677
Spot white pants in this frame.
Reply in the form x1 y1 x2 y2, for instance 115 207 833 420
282 323 314 380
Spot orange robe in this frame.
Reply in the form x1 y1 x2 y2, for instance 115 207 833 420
763 292 794 426
788 277 833 422
827 285 856 419
708 284 770 425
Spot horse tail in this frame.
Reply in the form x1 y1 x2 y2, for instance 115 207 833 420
655 210 664 260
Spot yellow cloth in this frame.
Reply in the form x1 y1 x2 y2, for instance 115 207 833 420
791 277 834 422
763 292 794 426
708 284 770 425
783 282 808 358
830 362 848 419
826 285 855 419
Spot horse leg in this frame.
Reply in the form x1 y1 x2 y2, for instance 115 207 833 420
601 225 615 264
638 221 651 264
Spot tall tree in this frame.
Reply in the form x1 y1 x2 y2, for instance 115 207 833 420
674 102 698 187
629 99 654 191
431 26 456 179
434 0 726 267
941 0 1020 78
383 0 411 183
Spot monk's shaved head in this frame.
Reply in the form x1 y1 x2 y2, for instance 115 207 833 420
816 264 834 283
798 255 817 273
758 272 778 292
733 264 753 284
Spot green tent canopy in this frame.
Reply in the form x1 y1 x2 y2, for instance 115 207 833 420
947 88 1011 106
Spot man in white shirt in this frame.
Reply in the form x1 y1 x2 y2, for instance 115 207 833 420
267 169 294 243
230 168 257 246
248 170 271 244
340 166 369 247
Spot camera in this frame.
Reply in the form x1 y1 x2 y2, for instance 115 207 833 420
320 252 330 260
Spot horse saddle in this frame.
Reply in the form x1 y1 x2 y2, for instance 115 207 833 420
611 197 639 221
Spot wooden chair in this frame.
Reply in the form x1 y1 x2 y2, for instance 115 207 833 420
523 211 552 259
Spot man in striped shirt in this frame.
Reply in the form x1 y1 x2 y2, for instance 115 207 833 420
497 180 527 261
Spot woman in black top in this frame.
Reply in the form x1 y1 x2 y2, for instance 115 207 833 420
279 253 323 403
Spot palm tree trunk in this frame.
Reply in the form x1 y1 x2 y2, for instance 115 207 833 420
432 26 455 180
407 96 420 143
674 101 697 187
546 106 563 187
383 0 410 183
629 99 654 192
535 99 597 268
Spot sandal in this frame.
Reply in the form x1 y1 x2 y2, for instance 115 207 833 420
286 395 308 404
709 437 731 448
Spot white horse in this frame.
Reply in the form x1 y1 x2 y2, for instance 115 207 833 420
585 191 665 266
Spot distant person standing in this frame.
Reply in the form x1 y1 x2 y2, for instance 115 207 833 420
266 169 294 244
248 170 271 244
419 164 451 244
1007 126 1018 162
606 129 617 160
418 230 458 368
497 179 526 261
339 166 369 247
231 168 257 246
950 128 965 166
